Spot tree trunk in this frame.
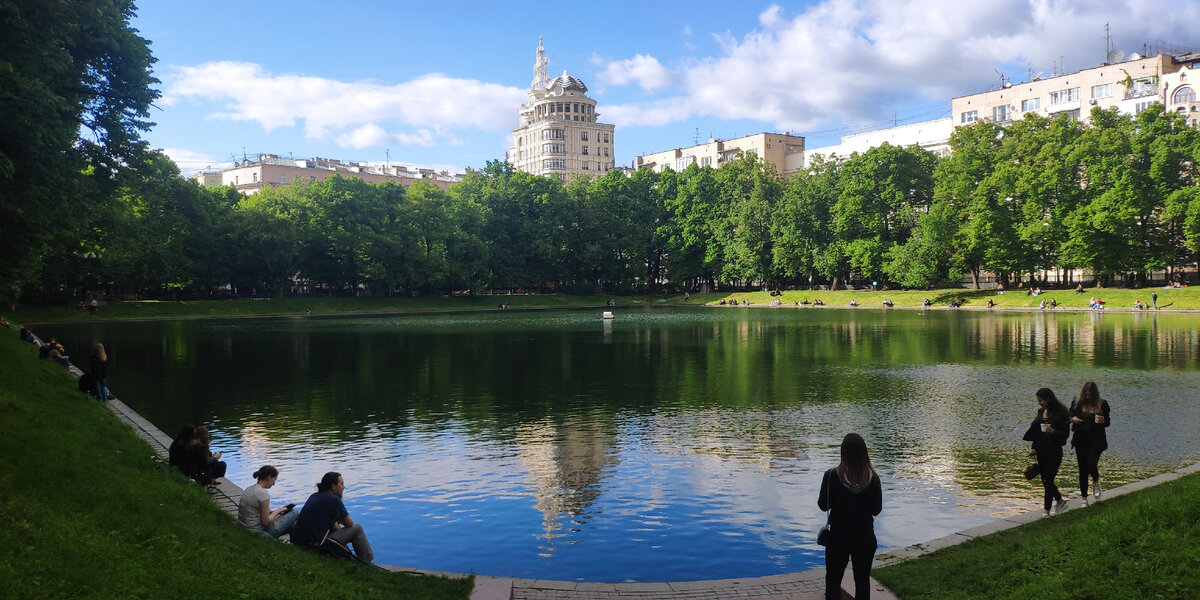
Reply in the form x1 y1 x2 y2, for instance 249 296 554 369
970 268 980 290
830 276 841 291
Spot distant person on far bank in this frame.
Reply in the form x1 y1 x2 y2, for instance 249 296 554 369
1152 291 1158 310
292 472 374 562
818 433 882 600
238 465 299 538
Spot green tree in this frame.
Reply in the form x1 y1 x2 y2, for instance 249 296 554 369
775 155 839 288
0 0 159 301
832 143 936 287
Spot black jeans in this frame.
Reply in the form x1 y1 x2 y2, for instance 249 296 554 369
1075 441 1104 497
1037 448 1063 510
824 529 877 600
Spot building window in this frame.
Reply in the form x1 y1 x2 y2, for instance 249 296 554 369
1091 83 1113 99
582 161 589 170
581 131 588 141
1130 77 1158 98
573 103 579 113
1173 86 1196 104
1061 108 1081 121
543 158 565 170
252 172 258 183
542 129 564 140
543 143 565 154
603 133 609 143
1135 100 1156 114
993 105 1011 122
1048 88 1079 105
603 147 609 157
280 175 287 183
582 145 589 155
961 110 978 124
701 156 712 167
1021 98 1040 112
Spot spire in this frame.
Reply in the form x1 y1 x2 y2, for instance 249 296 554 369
531 36 549 90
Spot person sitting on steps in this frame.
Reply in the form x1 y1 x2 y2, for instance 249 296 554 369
291 472 374 562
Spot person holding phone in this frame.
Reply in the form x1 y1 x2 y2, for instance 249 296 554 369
1069 381 1111 504
237 465 299 538
1023 388 1071 516
292 472 374 562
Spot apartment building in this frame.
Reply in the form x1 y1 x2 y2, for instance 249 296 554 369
508 38 617 180
634 132 806 176
803 118 953 168
192 154 463 195
950 52 1197 127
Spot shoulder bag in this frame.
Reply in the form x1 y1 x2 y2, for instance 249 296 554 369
817 469 833 546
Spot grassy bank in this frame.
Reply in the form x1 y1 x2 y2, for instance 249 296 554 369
15 294 632 323
0 332 473 600
874 471 1200 599
13 285 1200 324
704 285 1200 311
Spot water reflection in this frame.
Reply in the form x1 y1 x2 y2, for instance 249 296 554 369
43 308 1200 581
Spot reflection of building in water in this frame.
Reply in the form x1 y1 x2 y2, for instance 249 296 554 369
515 418 619 555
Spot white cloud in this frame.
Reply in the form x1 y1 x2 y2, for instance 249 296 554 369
595 0 1200 133
163 62 527 148
595 54 677 92
159 148 233 176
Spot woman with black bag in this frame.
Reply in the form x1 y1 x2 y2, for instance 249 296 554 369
1023 388 1071 516
818 433 883 600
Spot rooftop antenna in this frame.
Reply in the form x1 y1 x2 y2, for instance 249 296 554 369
693 128 700 145
386 148 390 169
1106 48 1125 64
994 68 1010 88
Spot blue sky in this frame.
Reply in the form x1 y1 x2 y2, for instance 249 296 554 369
135 0 1200 176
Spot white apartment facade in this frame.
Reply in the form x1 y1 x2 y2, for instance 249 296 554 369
508 38 616 180
950 52 1198 128
635 132 806 176
802 118 953 168
192 155 462 195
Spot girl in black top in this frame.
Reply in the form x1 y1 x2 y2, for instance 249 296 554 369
1069 381 1111 503
1023 388 1070 515
818 433 883 600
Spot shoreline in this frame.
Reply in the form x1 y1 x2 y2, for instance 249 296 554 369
23 298 1200 327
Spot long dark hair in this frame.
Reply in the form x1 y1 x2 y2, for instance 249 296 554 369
1077 381 1101 412
836 433 875 488
317 471 341 492
174 424 195 443
1037 388 1068 419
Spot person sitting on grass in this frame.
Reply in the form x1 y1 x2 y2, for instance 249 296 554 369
291 472 374 562
19 326 34 342
46 343 72 368
187 425 227 485
0 316 9 328
237 465 299 538
1050 298 1057 308
987 299 994 309
168 424 195 474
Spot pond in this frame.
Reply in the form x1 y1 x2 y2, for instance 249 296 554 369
43 307 1200 582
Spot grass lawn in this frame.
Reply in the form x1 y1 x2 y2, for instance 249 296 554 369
12 285 1200 325
15 293 635 323
0 332 474 600
873 472 1200 599
696 285 1200 311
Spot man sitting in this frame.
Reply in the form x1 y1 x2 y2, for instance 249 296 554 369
291 472 374 562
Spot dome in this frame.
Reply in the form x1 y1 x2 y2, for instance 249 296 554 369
547 70 587 92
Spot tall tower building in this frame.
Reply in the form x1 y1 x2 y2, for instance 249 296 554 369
508 38 616 180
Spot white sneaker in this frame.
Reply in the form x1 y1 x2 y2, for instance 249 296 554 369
1080 496 1088 507
1055 501 1069 514
1094 480 1102 499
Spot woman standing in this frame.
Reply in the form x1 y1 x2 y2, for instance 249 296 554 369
818 433 883 600
1023 388 1071 516
89 343 108 401
1070 381 1111 504
237 465 299 537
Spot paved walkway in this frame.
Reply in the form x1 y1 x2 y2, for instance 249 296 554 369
92 369 1199 600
